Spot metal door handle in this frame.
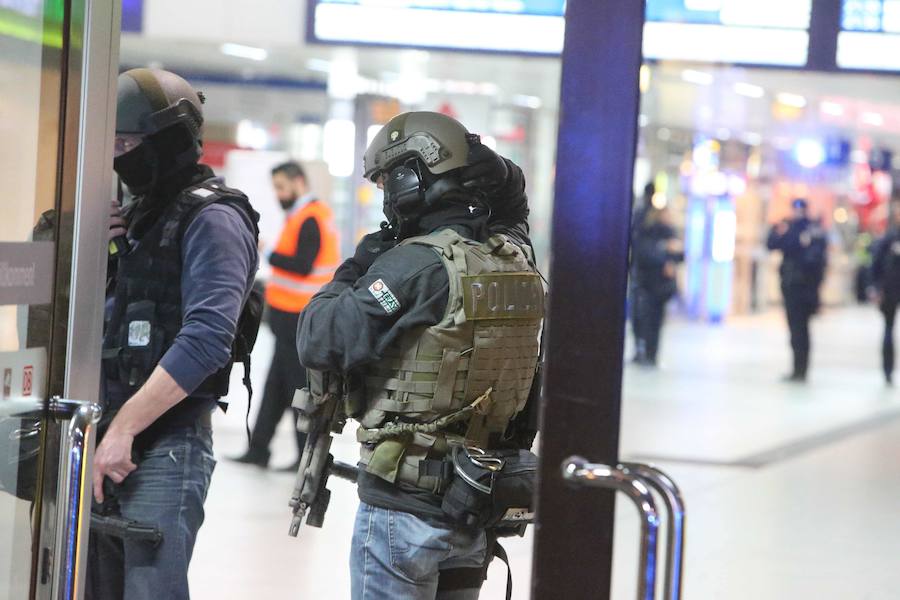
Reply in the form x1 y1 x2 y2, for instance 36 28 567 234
562 457 686 600
562 457 660 600
50 397 102 600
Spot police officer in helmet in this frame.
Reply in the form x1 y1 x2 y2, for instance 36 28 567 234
297 111 542 599
767 198 827 383
88 68 259 598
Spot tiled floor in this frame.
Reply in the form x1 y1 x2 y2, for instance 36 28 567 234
191 305 898 599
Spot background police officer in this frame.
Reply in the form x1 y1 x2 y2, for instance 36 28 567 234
297 112 538 599
630 204 683 367
88 68 259 599
230 161 338 470
870 201 900 386
767 198 828 382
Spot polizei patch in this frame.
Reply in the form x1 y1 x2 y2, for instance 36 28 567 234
368 279 401 315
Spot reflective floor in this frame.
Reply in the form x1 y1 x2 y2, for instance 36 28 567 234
193 305 898 599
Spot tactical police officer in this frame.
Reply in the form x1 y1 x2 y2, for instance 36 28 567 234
296 112 541 599
767 198 828 383
88 68 259 599
870 201 900 385
630 204 683 367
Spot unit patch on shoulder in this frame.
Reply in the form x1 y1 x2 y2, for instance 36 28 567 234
368 279 401 315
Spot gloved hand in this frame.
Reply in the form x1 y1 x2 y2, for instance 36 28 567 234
349 226 398 275
460 142 509 191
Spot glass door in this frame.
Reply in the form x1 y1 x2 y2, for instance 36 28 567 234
0 1 71 596
1 0 119 597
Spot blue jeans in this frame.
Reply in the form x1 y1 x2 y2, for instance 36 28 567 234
350 502 488 600
86 423 216 600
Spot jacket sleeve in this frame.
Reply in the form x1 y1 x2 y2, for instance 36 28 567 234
268 217 320 276
870 236 889 289
158 204 258 394
296 245 449 373
766 224 785 250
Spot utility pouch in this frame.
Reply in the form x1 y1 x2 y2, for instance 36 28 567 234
440 446 537 533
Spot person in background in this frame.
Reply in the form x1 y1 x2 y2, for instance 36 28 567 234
230 161 339 470
630 204 683 367
869 201 900 386
766 198 828 383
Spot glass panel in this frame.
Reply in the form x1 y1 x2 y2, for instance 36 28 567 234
618 18 900 600
0 0 67 596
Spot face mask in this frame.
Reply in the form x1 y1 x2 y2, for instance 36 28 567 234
279 198 297 211
113 142 156 192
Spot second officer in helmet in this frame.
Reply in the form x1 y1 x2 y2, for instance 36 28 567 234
88 68 259 599
297 111 542 599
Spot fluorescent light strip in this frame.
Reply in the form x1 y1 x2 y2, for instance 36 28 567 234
862 112 884 126
220 43 268 61
681 69 714 85
776 92 807 108
733 82 765 98
820 101 844 116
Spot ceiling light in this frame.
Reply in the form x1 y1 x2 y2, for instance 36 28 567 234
862 112 884 126
776 92 807 108
220 43 268 61
740 132 762 146
794 139 825 169
733 82 765 98
820 101 844 116
306 59 331 73
512 94 542 109
681 69 714 85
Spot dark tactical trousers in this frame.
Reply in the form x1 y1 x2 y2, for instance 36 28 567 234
882 300 898 381
631 286 667 364
248 307 307 457
783 289 817 377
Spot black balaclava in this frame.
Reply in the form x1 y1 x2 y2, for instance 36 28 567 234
114 125 198 198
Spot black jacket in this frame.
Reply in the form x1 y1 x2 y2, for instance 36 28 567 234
296 166 532 523
872 227 900 303
631 222 681 299
767 218 827 292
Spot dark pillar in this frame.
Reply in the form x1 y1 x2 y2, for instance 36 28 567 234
531 2 645 599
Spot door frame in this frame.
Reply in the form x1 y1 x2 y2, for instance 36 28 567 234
34 0 120 598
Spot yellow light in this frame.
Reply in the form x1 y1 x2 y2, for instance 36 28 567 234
834 207 849 224
651 193 668 210
640 65 651 94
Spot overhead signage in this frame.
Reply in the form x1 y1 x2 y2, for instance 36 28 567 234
837 0 900 70
308 0 812 65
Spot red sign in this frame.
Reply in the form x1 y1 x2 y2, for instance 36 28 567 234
200 140 240 170
22 365 33 396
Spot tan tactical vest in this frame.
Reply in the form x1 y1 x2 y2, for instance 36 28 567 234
357 228 544 493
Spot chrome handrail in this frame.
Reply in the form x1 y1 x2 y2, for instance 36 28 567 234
562 456 660 600
50 397 102 600
621 463 686 600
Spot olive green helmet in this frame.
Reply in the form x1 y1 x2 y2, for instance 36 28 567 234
116 68 204 139
363 111 471 182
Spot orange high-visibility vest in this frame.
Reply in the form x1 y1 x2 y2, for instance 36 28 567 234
265 200 340 313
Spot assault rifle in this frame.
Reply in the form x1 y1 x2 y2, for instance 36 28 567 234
288 370 359 536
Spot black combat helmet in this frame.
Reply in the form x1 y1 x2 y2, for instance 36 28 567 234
114 68 205 193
